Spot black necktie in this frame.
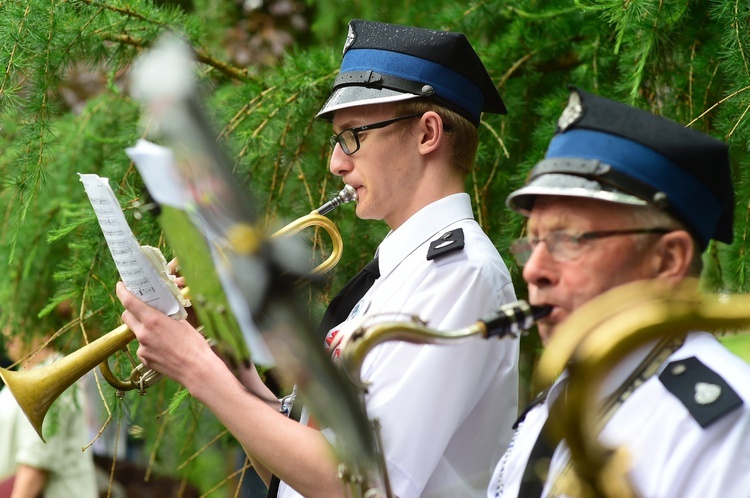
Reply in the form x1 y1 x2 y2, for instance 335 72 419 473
517 383 566 498
316 256 380 339
266 257 380 498
516 416 555 498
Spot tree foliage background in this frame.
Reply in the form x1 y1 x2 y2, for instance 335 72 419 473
1 0 750 495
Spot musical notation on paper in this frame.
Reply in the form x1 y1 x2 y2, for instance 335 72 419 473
79 173 187 320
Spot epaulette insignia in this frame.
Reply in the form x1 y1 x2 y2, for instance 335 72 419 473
658 356 743 428
427 228 465 261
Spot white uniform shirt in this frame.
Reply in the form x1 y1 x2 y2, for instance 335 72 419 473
0 355 98 498
489 332 750 498
280 193 518 498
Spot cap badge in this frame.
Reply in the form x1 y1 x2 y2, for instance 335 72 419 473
557 90 583 132
694 382 721 405
343 24 356 55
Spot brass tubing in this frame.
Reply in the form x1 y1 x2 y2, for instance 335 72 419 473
0 187 355 441
271 210 344 276
536 279 750 498
0 323 134 442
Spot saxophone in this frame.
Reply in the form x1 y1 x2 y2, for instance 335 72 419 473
338 301 552 496
533 278 750 498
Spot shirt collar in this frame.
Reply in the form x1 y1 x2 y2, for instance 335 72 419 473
546 338 664 409
376 193 474 278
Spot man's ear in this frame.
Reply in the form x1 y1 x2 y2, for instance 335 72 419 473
417 111 443 155
653 230 695 278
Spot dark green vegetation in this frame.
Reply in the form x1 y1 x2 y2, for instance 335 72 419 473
2 1 749 495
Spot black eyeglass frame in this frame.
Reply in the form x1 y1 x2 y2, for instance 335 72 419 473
510 227 675 266
328 113 423 155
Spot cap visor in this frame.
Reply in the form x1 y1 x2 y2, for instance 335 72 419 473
316 86 419 120
506 173 647 215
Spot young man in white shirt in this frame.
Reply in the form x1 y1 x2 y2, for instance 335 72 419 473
118 19 519 498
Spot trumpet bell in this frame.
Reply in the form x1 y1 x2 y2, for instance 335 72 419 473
5 186 354 441
0 366 50 442
0 323 135 442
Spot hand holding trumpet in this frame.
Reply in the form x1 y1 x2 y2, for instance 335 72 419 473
167 258 186 289
116 281 215 390
115 281 344 497
117 272 280 408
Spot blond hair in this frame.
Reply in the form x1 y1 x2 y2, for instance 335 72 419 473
393 99 479 175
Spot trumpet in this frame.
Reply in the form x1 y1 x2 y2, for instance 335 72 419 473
271 184 356 276
0 186 356 442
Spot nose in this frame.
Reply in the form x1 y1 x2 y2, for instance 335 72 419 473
521 241 558 289
329 143 353 177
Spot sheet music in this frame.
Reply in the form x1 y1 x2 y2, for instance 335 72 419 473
79 173 186 319
125 139 274 365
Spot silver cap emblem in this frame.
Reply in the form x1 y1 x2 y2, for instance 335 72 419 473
558 90 583 132
343 24 356 55
694 382 721 405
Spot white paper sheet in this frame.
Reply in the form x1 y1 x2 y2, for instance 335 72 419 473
124 139 274 366
79 173 186 319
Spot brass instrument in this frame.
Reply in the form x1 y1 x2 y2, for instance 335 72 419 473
0 187 355 442
533 278 750 498
340 300 551 386
1 323 139 442
270 185 355 276
336 301 552 496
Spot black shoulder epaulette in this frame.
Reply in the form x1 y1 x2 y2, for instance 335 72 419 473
658 356 743 428
426 228 465 261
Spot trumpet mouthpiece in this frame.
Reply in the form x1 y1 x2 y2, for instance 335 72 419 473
317 185 357 215
340 184 358 203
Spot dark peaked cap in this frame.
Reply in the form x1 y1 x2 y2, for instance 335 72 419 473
317 20 506 125
507 87 734 248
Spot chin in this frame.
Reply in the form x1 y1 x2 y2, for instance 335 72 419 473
354 204 377 220
538 330 552 346
537 322 557 346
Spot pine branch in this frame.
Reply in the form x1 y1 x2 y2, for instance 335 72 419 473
103 33 253 82
732 0 750 78
0 3 30 102
4 0 750 488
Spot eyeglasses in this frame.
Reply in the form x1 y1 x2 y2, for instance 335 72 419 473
510 228 674 266
328 113 423 155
